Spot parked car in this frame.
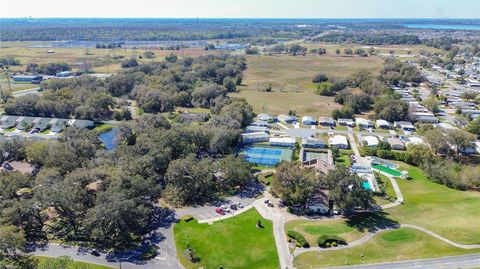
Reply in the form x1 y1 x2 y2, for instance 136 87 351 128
230 204 238 210
215 208 225 215
236 202 244 208
267 202 274 208
2 162 13 171
264 199 270 204
91 250 100 257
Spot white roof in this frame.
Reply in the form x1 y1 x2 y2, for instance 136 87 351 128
355 118 371 125
406 136 423 145
376 119 391 126
329 135 348 145
363 136 379 146
302 116 315 121
241 132 268 138
269 137 295 144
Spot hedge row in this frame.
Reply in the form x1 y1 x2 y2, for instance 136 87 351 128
287 231 310 248
317 234 347 248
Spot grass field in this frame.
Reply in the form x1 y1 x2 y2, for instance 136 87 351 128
36 256 113 269
385 163 480 245
174 208 278 269
0 41 220 73
294 228 479 269
335 154 351 167
230 54 383 118
285 218 366 246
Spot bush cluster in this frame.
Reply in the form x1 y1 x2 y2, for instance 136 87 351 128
287 231 309 248
317 235 347 248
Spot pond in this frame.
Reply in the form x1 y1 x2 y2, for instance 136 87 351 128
98 127 118 150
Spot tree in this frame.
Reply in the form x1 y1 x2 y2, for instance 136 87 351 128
165 53 178 63
466 118 480 137
216 155 253 190
164 155 216 205
335 48 341 55
321 167 375 215
121 58 139 68
446 129 476 157
314 82 334 96
367 47 375 55
312 73 329 83
423 129 450 156
271 162 318 211
344 48 353 55
0 225 36 269
373 95 408 122
223 77 237 92
423 96 440 113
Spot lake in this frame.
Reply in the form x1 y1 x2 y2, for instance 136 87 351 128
404 24 480 30
98 127 118 150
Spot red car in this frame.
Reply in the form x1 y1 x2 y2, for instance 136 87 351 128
215 208 225 215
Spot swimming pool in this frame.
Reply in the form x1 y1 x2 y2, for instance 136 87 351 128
362 181 372 190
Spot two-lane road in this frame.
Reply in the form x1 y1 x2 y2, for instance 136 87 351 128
326 253 480 269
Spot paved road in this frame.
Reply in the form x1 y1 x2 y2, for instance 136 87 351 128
325 253 480 269
12 87 41 97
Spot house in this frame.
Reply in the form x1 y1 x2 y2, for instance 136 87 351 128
257 114 276 122
245 125 268 133
301 137 326 148
306 190 330 214
0 116 19 129
301 116 316 125
241 132 269 144
49 119 68 133
269 136 295 147
69 119 94 129
329 135 349 149
394 121 415 133
412 112 439 123
12 75 43 84
461 109 480 117
401 136 424 146
250 120 269 127
318 117 335 127
387 137 405 150
362 135 379 148
337 118 355 127
277 114 297 124
15 117 35 131
355 118 372 129
303 158 335 175
376 119 392 129
32 117 51 131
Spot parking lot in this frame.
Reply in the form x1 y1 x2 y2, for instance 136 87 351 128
175 181 264 221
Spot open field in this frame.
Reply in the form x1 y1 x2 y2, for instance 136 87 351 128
0 41 220 73
174 208 278 269
385 163 480 244
285 218 366 247
36 256 113 269
294 228 479 269
0 78 37 92
230 54 383 117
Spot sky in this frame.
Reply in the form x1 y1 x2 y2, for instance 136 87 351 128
0 0 479 19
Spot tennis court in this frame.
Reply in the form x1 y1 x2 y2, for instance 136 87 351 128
241 145 293 167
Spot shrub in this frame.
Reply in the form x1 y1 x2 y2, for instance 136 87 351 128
317 235 347 248
140 244 158 260
287 231 309 248
182 215 194 222
258 171 274 185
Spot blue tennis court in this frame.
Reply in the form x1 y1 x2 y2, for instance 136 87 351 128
244 148 282 156
240 145 293 167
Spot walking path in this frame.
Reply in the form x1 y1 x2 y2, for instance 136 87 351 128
377 171 404 209
293 224 480 257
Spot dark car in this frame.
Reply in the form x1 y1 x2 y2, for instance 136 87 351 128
91 250 100 256
2 162 13 171
230 204 238 210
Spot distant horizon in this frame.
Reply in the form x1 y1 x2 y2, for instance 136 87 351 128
2 17 480 20
1 0 478 19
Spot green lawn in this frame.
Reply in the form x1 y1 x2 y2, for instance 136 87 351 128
386 163 480 244
335 154 351 167
92 123 115 134
294 228 479 269
36 256 113 269
174 208 279 269
285 218 366 246
374 174 397 205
